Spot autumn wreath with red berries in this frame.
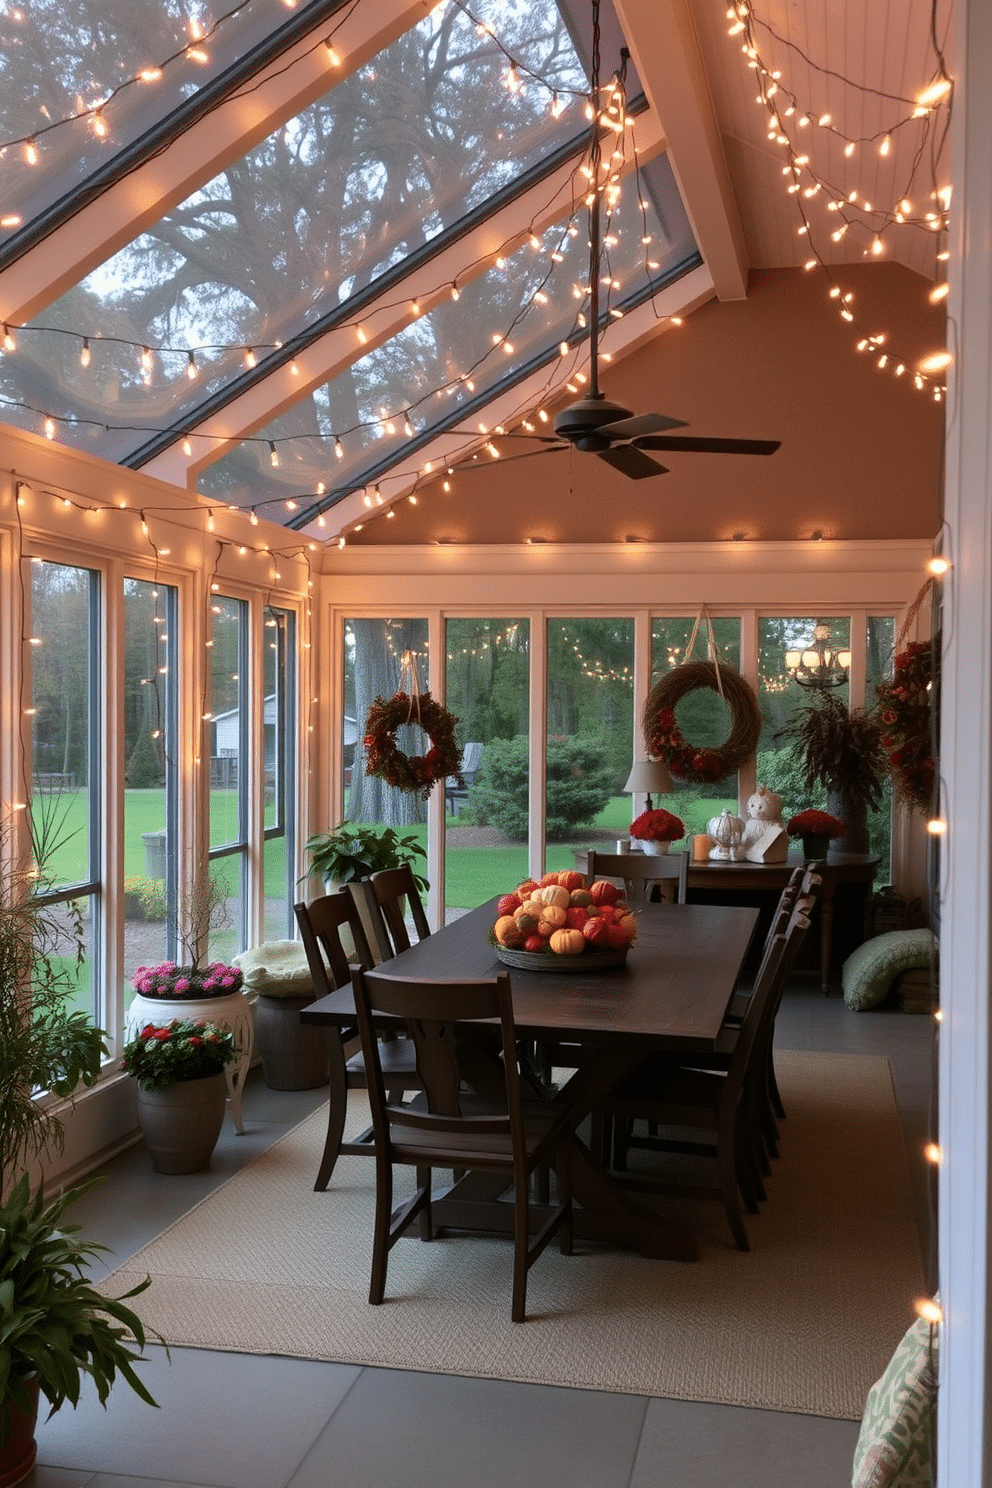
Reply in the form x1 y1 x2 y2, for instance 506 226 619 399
643 661 762 785
875 639 936 813
363 691 463 801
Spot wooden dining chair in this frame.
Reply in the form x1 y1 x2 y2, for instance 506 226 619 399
603 893 816 1235
294 892 422 1190
600 929 792 1250
351 964 574 1323
586 849 689 904
364 864 432 956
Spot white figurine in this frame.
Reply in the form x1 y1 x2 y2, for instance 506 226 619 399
740 784 789 863
707 808 745 860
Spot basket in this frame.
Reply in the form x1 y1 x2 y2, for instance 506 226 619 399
495 944 629 973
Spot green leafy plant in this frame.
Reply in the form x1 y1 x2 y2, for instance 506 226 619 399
302 822 428 892
0 1173 158 1446
122 875 167 922
0 817 106 1199
120 1019 238 1091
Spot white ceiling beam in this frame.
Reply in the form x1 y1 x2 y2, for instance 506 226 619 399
311 260 716 542
140 112 669 486
615 0 749 298
0 0 431 324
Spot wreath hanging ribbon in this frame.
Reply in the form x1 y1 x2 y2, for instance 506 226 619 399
642 607 762 784
363 651 463 800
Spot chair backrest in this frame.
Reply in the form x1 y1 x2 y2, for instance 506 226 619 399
351 965 524 1149
294 891 374 997
586 849 689 904
366 864 432 955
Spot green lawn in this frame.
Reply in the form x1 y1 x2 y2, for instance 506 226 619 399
30 787 737 918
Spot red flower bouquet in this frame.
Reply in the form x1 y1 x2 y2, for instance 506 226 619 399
785 810 845 839
629 808 685 843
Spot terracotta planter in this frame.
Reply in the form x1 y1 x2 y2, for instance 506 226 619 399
254 995 328 1090
136 1072 227 1173
0 1377 39 1488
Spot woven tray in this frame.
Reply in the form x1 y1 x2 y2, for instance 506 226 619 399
495 944 629 973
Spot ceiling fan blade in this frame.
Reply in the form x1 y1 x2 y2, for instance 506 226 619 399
597 412 689 440
634 435 781 456
596 445 669 479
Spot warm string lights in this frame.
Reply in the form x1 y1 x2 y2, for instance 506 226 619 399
0 0 369 222
0 0 682 543
0 102 656 479
725 0 953 398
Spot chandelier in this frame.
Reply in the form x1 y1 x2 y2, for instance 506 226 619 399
785 623 851 690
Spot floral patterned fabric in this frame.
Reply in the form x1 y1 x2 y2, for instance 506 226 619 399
851 1311 938 1488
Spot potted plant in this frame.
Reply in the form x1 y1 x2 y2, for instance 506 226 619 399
0 816 106 1199
776 692 887 854
785 809 846 861
0 1174 158 1484
629 807 685 855
302 821 428 891
121 1018 238 1173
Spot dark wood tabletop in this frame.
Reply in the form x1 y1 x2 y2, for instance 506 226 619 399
302 897 760 1051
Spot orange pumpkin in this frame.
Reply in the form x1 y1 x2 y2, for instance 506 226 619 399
589 879 622 906
538 906 568 936
557 870 585 891
494 915 524 947
550 927 586 956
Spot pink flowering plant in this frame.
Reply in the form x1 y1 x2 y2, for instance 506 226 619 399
121 1018 237 1091
785 809 845 839
131 960 243 999
629 807 685 843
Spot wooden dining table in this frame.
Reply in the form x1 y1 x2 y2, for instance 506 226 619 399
301 896 760 1262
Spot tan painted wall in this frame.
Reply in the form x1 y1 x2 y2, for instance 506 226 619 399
349 263 945 547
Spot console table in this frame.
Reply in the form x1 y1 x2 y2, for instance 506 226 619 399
575 848 880 991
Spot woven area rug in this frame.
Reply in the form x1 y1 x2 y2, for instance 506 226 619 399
104 1050 925 1419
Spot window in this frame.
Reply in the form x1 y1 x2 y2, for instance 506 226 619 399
123 575 178 992
28 558 100 1023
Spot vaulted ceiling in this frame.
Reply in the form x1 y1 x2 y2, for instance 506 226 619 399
0 0 951 546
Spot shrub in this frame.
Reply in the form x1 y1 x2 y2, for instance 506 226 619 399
123 875 167 921
468 734 614 840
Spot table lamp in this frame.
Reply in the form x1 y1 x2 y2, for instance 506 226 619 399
623 758 674 812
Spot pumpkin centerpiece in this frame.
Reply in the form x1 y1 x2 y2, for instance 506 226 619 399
490 871 636 972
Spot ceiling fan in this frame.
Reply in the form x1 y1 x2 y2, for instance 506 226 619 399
468 0 781 483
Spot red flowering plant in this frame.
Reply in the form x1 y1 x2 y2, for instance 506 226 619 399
131 960 243 999
629 808 686 843
121 1018 237 1091
785 810 845 839
874 639 936 813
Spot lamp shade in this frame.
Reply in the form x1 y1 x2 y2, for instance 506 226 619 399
623 759 674 796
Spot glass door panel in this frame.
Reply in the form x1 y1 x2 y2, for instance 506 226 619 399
650 617 742 836
444 618 530 916
544 618 633 875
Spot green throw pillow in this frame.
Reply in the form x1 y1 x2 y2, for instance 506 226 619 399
233 940 313 998
852 1310 938 1488
842 929 936 1011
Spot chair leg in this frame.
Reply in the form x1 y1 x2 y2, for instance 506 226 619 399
314 1030 348 1191
512 1170 530 1324
720 1111 750 1251
369 1162 393 1304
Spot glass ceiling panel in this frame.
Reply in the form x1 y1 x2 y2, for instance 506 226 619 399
196 154 697 516
0 0 591 462
0 0 330 243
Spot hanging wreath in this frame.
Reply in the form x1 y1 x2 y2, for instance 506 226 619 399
643 661 762 785
363 690 463 800
875 639 936 813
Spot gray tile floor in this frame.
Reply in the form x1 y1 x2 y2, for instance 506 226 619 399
28 975 936 1488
